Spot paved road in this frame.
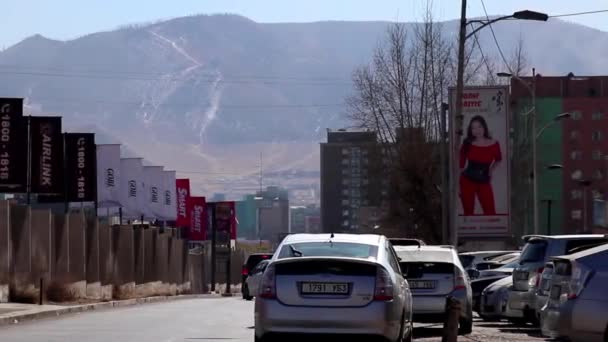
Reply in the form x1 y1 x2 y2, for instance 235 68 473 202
0 297 546 341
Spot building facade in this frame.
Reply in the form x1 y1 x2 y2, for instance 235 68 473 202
511 75 608 235
320 130 386 233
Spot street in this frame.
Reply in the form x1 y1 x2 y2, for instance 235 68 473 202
0 297 547 342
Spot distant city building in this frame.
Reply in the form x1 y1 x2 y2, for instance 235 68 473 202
236 195 257 239
290 204 320 233
255 186 290 242
320 129 387 233
210 193 227 202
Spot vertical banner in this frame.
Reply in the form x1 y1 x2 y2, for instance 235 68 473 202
188 196 207 241
0 98 27 192
29 116 63 194
215 201 236 244
162 170 177 221
175 179 191 227
96 144 122 207
119 158 144 219
64 133 96 202
449 86 510 237
143 166 164 220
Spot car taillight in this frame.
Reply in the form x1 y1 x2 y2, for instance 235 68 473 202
374 267 394 301
241 265 249 276
454 271 466 291
528 267 544 288
259 264 276 299
566 261 594 301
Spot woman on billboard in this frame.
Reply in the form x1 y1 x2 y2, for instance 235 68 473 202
460 115 502 215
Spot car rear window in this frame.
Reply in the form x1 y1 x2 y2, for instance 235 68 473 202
520 240 548 263
246 254 272 270
459 255 475 268
565 239 608 255
400 262 456 279
277 242 378 259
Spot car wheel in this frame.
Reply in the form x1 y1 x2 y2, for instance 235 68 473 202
242 285 253 300
458 317 473 335
402 321 413 342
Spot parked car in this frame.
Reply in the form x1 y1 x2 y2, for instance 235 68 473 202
389 238 426 247
478 259 520 279
541 243 608 341
254 233 413 342
479 276 521 322
242 253 273 300
471 275 508 315
244 259 270 300
459 251 516 271
534 262 554 321
396 245 473 335
508 234 608 324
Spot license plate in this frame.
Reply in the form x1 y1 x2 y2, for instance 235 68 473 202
549 285 561 300
409 280 436 289
515 271 529 281
301 282 349 294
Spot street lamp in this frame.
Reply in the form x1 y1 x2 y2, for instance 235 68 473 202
451 2 548 246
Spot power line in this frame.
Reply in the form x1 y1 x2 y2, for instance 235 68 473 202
550 9 608 18
471 28 496 84
480 0 512 73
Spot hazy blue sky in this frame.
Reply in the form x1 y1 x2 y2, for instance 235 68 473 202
3 0 607 47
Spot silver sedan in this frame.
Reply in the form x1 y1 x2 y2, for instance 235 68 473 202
254 233 413 342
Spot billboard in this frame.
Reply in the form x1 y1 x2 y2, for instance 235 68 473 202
0 98 27 193
96 144 122 207
64 133 96 202
188 196 207 241
29 116 63 194
215 201 237 242
143 166 164 219
162 170 177 221
175 179 190 227
449 86 510 237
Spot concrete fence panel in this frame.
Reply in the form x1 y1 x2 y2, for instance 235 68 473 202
30 209 52 280
85 216 100 284
111 225 135 286
0 201 11 302
98 222 113 285
143 228 158 283
10 205 30 276
51 213 68 280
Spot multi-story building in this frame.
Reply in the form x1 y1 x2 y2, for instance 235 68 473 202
255 186 290 242
290 204 320 233
320 129 387 233
511 75 608 235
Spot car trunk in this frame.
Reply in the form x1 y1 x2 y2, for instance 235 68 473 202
400 261 456 296
274 258 378 307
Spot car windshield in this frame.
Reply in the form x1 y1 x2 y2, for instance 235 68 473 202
277 241 378 259
459 255 475 268
519 240 547 263
499 260 519 269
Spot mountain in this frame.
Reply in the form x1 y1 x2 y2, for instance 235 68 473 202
1 14 607 198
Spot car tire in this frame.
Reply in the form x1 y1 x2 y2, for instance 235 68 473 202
242 285 253 301
402 321 413 342
458 317 473 335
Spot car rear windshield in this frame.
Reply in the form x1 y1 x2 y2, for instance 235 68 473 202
277 242 378 259
520 240 548 263
400 262 456 279
459 255 475 268
246 254 272 270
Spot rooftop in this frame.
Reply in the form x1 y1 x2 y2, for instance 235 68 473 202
282 233 383 246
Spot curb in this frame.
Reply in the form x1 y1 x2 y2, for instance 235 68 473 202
0 294 226 327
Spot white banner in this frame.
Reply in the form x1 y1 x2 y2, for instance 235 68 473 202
449 86 511 237
143 166 164 220
96 144 122 208
162 170 177 221
119 158 144 219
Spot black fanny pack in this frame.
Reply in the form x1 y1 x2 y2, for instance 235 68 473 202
463 161 490 183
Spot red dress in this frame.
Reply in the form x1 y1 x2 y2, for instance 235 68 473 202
459 142 502 215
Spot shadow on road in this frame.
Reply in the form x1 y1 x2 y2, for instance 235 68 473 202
413 325 443 339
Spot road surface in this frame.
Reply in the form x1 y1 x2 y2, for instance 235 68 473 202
0 297 546 341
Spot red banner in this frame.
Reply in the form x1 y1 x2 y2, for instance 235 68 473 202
175 179 191 227
188 196 207 241
215 201 237 240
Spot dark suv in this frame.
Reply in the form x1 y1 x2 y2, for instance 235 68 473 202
241 253 273 300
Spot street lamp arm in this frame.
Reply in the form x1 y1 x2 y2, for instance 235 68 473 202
536 122 554 140
465 15 514 40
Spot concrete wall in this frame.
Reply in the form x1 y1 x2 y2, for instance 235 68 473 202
0 201 10 302
143 228 157 283
85 216 100 285
112 225 134 286
30 209 52 281
67 212 86 282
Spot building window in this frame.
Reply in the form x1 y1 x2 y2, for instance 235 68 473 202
342 158 350 165
342 220 349 227
592 131 603 141
592 112 604 120
342 210 349 217
571 189 583 199
571 210 582 220
594 169 604 180
342 189 349 195
570 150 582 160
571 111 582 120
570 130 580 141
571 170 583 180
593 150 603 160
341 199 349 205
342 148 351 155
342 179 350 185
592 190 604 199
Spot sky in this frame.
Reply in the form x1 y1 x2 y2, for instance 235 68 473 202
2 0 607 48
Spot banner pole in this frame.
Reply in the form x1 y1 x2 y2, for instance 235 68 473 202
26 116 31 205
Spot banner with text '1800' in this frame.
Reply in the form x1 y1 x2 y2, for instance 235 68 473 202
29 116 64 194
0 98 27 193
64 133 96 202
175 179 190 227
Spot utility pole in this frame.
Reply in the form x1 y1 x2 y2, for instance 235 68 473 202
451 0 467 247
440 103 449 244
